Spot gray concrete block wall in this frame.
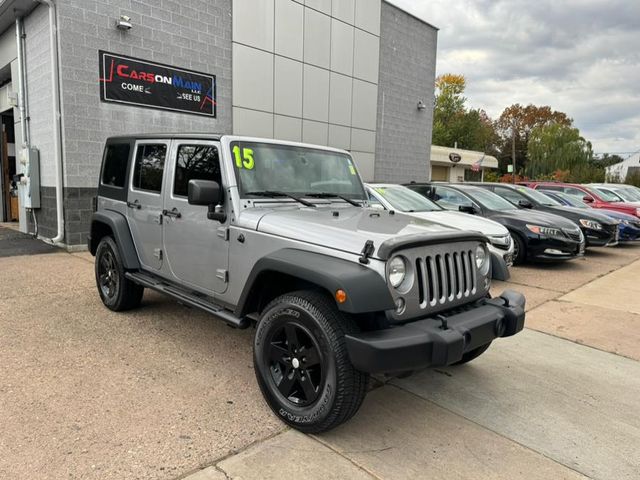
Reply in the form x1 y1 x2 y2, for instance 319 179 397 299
57 0 233 190
374 1 437 183
24 5 55 188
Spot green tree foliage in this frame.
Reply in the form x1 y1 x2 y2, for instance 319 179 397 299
432 74 497 152
495 104 573 174
526 123 604 183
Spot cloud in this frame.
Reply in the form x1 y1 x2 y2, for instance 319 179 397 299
388 0 640 155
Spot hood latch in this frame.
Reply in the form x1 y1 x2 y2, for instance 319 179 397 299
359 240 375 265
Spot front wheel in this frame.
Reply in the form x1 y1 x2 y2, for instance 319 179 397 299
253 290 369 433
511 233 526 265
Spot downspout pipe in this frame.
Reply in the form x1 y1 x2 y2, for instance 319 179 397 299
15 18 29 147
38 0 65 245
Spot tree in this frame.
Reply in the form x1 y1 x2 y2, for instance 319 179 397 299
432 74 497 152
526 123 604 183
495 104 573 174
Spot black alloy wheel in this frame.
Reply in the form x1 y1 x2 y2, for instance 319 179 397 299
98 247 119 300
254 290 369 433
267 322 324 406
94 236 144 311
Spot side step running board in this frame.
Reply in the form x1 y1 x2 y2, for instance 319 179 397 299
125 271 250 329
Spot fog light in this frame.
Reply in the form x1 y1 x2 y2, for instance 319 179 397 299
394 297 405 314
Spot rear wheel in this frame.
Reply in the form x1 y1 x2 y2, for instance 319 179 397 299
452 342 492 365
254 290 369 433
95 236 144 311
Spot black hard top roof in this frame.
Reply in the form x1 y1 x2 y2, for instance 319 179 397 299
106 133 223 141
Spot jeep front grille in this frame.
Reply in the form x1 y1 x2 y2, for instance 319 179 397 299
415 250 477 308
386 240 489 322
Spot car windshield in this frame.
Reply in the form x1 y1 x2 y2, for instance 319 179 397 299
588 187 622 202
230 141 366 200
542 190 588 209
516 186 561 206
372 185 442 212
466 188 518 211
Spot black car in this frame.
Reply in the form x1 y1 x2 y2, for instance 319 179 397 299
405 183 585 265
468 183 618 247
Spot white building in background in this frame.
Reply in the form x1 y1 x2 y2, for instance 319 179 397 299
606 152 640 181
430 145 498 182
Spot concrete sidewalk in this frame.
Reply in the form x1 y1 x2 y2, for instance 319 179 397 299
183 252 640 480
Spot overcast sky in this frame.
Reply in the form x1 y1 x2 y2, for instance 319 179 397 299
389 0 640 157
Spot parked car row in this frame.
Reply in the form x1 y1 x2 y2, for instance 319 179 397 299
358 181 640 272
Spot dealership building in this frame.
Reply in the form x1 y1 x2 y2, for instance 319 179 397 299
0 0 437 248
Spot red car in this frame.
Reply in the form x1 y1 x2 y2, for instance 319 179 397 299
521 182 640 218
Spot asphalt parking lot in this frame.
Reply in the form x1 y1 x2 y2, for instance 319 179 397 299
1 243 639 479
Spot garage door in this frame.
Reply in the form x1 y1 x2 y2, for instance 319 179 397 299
431 166 449 181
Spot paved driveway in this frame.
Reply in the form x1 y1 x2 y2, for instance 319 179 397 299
1 246 639 479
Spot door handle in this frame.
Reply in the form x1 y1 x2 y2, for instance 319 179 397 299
127 200 141 209
162 208 182 219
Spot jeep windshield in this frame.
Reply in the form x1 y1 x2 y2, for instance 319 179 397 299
230 141 366 202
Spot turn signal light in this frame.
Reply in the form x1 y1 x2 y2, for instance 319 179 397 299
335 289 347 304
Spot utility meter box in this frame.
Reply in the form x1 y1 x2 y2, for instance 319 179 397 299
17 147 40 209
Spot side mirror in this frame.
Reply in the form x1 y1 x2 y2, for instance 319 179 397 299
188 179 226 222
458 205 478 215
518 199 534 209
583 195 594 203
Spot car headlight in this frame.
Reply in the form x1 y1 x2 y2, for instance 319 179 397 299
526 224 561 237
475 244 489 273
388 256 406 288
579 219 603 230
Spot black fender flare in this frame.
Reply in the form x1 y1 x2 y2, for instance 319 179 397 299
235 248 395 316
490 252 510 281
89 210 140 270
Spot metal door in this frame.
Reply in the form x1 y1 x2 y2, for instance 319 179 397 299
127 140 169 271
162 140 229 294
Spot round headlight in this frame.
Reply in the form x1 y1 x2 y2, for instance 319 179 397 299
475 244 488 270
388 256 406 288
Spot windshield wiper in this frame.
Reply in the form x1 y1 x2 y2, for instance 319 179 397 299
304 192 362 207
245 191 316 208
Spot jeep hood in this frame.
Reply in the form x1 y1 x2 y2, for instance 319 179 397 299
237 206 460 258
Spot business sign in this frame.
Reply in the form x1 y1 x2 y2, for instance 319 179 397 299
99 51 216 117
449 153 462 163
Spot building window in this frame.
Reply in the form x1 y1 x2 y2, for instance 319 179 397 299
132 144 167 193
173 145 221 197
101 143 130 188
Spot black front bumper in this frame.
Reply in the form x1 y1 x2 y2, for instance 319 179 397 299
345 290 526 374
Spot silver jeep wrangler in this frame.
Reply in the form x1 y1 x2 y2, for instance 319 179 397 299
89 134 526 433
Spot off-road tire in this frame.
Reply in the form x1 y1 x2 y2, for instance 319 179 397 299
254 290 369 433
511 232 526 265
452 342 492 365
95 236 144 311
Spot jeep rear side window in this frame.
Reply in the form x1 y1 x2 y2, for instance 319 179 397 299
173 145 221 197
132 144 167 193
101 143 130 188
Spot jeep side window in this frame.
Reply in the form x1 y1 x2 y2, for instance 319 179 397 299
173 145 222 197
132 144 167 193
101 143 130 188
